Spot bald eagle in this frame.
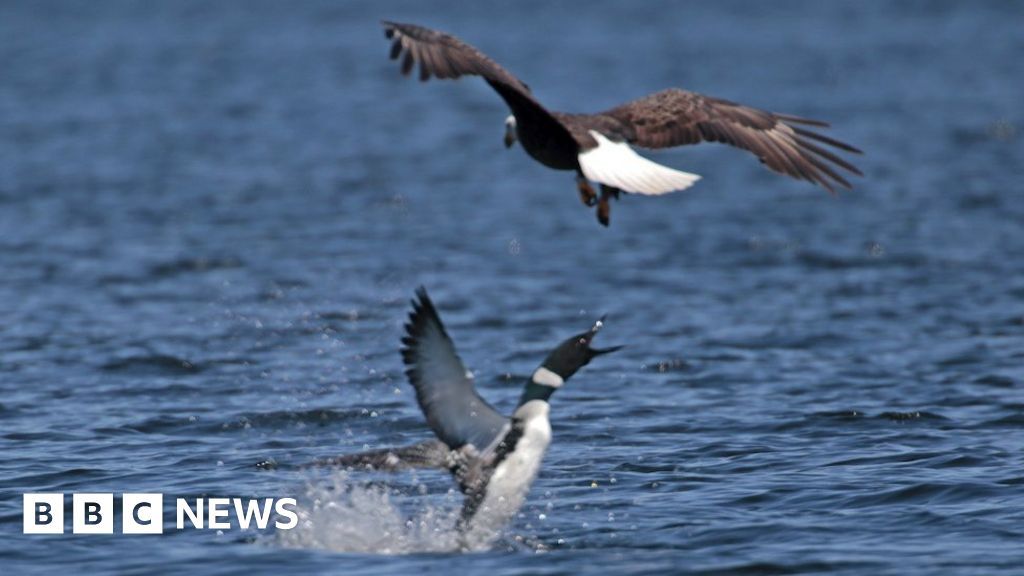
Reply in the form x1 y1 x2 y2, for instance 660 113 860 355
383 21 862 227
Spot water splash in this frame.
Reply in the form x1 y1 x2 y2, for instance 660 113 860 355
273 471 465 554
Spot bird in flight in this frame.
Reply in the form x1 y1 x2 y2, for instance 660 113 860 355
319 287 620 549
382 21 863 227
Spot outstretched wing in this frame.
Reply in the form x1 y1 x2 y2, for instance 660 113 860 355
314 439 453 471
401 287 508 452
382 21 530 92
381 22 578 150
596 88 863 193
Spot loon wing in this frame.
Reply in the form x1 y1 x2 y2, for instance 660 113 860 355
314 439 452 471
401 288 509 452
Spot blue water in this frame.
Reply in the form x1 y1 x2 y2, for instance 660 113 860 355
2 1 1022 574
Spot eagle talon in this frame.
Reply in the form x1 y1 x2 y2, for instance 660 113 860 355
576 178 597 207
596 198 611 227
382 21 863 229
596 185 617 227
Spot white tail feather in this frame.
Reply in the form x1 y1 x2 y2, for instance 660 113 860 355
578 131 701 195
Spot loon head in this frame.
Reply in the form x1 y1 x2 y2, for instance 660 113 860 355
544 316 623 380
503 115 517 148
519 317 622 406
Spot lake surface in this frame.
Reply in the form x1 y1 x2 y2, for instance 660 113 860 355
1 1 1022 574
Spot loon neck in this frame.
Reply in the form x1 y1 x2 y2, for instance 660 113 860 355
516 366 564 408
513 397 551 421
517 381 554 407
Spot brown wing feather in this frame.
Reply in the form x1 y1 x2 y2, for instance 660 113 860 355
381 22 581 159
599 88 863 193
382 21 532 95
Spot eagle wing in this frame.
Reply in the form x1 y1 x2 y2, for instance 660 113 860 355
383 21 531 93
596 88 863 193
382 22 579 151
401 287 509 453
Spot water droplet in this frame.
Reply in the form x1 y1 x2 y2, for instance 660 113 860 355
988 119 1018 141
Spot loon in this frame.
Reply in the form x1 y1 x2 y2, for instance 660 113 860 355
381 21 862 227
320 287 621 548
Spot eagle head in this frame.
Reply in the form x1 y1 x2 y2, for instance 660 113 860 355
503 115 517 148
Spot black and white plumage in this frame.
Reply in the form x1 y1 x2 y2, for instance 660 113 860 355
400 292 508 452
321 287 619 548
382 21 863 226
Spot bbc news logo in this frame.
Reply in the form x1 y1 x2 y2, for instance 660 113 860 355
23 493 298 534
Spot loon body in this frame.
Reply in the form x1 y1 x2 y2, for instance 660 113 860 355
321 287 620 548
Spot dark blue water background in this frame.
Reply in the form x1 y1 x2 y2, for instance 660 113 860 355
1 1 1022 574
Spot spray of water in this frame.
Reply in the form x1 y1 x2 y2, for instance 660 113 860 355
273 470 467 554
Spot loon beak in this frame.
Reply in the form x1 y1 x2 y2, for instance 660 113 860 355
585 315 623 356
590 344 624 357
